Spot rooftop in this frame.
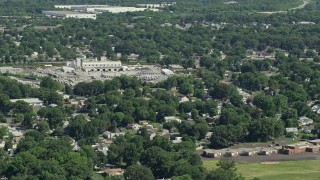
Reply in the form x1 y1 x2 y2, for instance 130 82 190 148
43 11 90 15
104 168 124 176
10 98 43 104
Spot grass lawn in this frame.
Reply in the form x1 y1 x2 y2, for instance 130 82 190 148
203 160 320 180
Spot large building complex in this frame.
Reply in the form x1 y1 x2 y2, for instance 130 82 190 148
42 11 96 19
66 57 122 72
54 5 110 9
53 5 159 14
94 6 159 13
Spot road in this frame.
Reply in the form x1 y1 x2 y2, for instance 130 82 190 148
289 0 311 10
257 0 311 14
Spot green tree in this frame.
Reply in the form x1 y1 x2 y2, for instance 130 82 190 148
210 83 237 100
68 115 88 140
13 100 32 114
40 77 63 91
206 160 244 180
140 146 174 178
124 165 155 180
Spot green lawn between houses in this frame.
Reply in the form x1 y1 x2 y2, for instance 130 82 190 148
203 159 320 180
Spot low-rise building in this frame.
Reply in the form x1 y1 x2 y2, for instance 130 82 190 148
168 64 184 72
298 116 313 126
138 120 149 125
103 131 125 139
224 150 239 157
308 139 320 146
202 149 222 158
306 146 320 152
179 96 190 103
161 69 174 76
104 168 124 176
128 123 141 131
42 11 96 20
164 116 182 123
238 148 257 156
279 144 309 155
94 6 159 13
285 127 298 135
66 57 122 72
10 98 43 106
257 148 276 155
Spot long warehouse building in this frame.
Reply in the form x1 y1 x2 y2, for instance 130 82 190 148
42 11 96 19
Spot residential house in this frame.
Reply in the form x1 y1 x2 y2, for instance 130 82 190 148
139 120 149 125
164 116 182 123
128 53 140 60
205 132 213 139
104 168 124 176
172 136 183 144
298 116 313 126
302 125 314 133
311 105 320 114
168 64 184 72
128 123 141 131
149 132 157 140
103 131 125 139
179 96 190 103
145 124 156 133
285 127 298 135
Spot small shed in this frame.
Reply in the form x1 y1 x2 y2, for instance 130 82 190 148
306 146 320 153
202 149 222 158
308 139 320 146
239 148 257 156
224 150 239 157
257 148 275 155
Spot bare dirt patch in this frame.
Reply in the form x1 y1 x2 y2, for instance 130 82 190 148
261 161 280 164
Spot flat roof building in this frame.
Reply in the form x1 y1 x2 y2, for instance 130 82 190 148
161 69 174 76
66 57 122 72
42 11 96 20
94 6 159 13
10 98 43 106
54 5 110 9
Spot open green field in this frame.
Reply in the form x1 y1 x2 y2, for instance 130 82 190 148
203 160 320 180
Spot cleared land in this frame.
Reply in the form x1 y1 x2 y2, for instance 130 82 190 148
203 159 320 180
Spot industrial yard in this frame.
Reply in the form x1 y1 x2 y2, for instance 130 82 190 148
0 62 171 87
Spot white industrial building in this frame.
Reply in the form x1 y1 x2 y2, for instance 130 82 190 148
137 2 176 8
53 5 158 14
42 11 96 20
66 57 122 72
161 69 174 76
94 6 159 13
70 6 109 12
54 5 109 9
